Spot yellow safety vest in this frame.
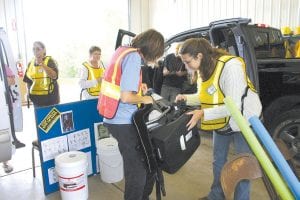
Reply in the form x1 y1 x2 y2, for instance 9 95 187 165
26 56 54 95
82 61 105 96
199 55 256 131
294 40 300 58
284 40 293 58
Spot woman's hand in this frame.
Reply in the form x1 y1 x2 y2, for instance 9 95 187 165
176 70 186 77
97 77 102 84
175 94 187 103
186 109 203 130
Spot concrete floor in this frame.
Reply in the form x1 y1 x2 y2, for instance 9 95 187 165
0 106 271 200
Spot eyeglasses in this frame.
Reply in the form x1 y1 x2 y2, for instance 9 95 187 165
33 47 43 51
182 58 193 65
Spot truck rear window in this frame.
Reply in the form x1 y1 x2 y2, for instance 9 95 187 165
246 26 285 59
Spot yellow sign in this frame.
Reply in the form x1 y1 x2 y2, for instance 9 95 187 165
39 108 60 133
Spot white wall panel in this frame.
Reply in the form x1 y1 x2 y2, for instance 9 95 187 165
0 0 7 30
129 0 149 33
148 0 300 38
0 0 24 61
233 0 241 17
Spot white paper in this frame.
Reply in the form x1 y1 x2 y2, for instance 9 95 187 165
41 136 68 162
48 167 58 185
67 129 91 151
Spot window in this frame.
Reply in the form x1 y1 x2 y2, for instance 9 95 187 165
22 0 129 102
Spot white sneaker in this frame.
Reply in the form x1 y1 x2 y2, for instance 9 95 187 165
3 163 13 173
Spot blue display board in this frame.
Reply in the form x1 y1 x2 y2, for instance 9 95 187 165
35 99 102 195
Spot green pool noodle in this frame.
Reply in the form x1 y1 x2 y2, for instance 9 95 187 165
224 97 294 200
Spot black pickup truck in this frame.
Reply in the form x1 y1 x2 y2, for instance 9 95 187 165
116 18 300 165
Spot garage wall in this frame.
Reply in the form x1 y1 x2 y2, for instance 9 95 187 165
129 0 149 33
0 0 7 30
147 0 300 38
1 0 299 55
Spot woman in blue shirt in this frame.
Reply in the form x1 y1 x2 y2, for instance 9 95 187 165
100 29 164 200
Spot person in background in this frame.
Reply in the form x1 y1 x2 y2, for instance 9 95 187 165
23 41 60 107
98 29 164 200
160 43 187 102
141 60 164 95
181 66 198 94
175 38 262 200
78 46 105 100
141 64 154 91
2 66 16 173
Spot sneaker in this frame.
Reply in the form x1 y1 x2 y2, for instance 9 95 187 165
12 140 26 149
3 163 13 173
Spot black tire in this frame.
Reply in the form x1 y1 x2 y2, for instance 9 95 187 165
263 95 300 128
270 109 300 166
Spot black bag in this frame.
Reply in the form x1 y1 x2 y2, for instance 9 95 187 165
150 112 200 174
133 95 200 174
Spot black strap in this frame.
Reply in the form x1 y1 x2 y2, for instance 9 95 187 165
155 178 161 200
216 86 249 136
8 88 17 103
155 168 166 200
157 168 166 196
241 86 250 115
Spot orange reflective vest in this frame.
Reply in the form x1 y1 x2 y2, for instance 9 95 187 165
97 47 141 119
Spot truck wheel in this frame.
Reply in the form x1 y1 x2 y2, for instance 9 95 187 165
270 109 300 166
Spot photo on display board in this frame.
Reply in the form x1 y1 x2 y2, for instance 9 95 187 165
60 111 75 133
94 122 110 140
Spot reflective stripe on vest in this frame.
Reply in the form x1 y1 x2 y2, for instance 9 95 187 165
199 55 256 131
26 56 53 95
82 61 105 96
284 40 293 58
97 47 140 119
295 40 300 58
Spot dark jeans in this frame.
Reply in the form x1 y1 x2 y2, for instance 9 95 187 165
105 123 155 200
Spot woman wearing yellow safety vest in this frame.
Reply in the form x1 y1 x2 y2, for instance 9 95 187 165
23 41 60 107
175 38 262 200
78 46 105 100
98 29 164 200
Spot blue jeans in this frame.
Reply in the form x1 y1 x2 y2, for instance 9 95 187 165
207 131 251 200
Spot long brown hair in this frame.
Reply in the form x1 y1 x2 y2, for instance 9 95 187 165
180 38 229 81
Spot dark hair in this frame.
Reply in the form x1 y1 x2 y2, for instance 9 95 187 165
180 38 229 81
89 46 101 55
131 29 164 62
33 41 46 55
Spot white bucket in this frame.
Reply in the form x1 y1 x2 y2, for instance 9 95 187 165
97 137 123 183
55 151 88 200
